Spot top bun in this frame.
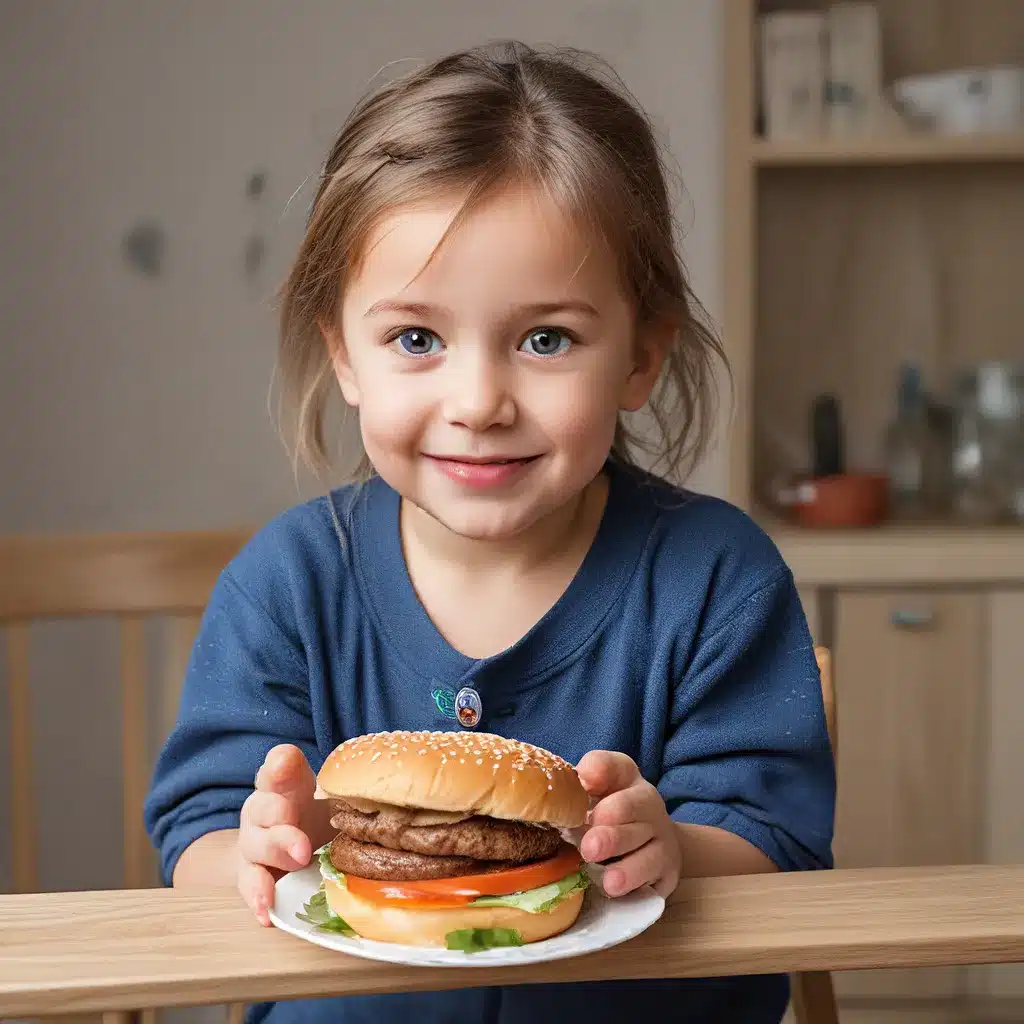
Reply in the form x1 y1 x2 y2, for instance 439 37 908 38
316 731 589 828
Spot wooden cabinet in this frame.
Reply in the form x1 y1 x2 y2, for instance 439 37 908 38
831 589 986 1001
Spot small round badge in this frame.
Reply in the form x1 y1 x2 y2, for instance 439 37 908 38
454 686 482 729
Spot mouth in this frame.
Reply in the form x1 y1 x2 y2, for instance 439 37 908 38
424 454 541 488
425 455 540 466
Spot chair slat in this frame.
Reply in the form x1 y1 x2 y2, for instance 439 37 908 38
8 622 38 894
162 614 201 739
790 646 840 1024
120 617 151 890
814 645 837 761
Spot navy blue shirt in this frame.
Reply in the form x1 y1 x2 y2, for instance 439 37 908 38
144 459 835 1024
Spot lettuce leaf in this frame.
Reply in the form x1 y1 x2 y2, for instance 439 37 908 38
469 869 590 913
296 885 357 936
316 842 345 884
445 927 524 952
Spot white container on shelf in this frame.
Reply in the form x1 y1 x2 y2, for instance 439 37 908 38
891 66 1024 135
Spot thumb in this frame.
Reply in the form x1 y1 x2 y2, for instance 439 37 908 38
256 743 315 799
575 750 641 800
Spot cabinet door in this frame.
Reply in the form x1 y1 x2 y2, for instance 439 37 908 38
831 589 985 1002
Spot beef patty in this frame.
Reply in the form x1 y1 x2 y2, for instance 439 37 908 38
330 801 563 864
329 832 520 881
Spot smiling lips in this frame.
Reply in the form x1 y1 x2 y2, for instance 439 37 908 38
425 454 539 488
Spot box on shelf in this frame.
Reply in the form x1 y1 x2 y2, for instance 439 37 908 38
759 11 827 138
825 2 886 135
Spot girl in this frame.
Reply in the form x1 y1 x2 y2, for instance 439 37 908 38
145 40 834 1024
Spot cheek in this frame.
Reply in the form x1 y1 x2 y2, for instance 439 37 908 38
355 382 428 453
538 373 622 448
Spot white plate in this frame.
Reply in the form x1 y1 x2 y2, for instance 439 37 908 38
269 863 665 967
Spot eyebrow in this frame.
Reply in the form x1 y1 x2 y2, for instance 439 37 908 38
363 299 601 320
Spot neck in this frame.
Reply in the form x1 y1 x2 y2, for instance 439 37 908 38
400 473 608 578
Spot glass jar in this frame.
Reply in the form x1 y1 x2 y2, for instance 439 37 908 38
950 362 1024 523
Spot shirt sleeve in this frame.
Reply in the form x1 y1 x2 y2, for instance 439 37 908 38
657 569 835 872
143 567 319 886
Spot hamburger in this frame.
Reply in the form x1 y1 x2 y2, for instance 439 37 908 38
297 730 591 951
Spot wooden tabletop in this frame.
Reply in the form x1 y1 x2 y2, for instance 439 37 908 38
3 865 1024 1017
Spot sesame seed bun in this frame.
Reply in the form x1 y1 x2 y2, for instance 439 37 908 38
316 731 589 829
323 876 586 947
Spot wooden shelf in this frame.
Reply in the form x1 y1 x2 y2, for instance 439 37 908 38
4 866 1024 1017
758 512 1024 586
751 132 1024 167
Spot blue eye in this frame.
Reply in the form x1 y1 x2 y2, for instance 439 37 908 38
393 328 443 356
520 328 571 357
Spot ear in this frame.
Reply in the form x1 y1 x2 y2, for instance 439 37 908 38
320 317 360 407
619 320 673 412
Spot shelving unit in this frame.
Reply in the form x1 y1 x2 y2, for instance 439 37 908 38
723 0 1024 576
723 5 1024 1022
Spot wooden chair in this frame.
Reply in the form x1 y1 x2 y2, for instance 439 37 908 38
789 646 840 1024
0 530 251 1024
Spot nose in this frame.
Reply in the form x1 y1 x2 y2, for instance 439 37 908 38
441 351 516 431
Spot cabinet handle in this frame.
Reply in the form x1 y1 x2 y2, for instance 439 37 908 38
890 607 935 629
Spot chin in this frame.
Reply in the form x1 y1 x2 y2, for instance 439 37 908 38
419 500 548 541
307 730 592 950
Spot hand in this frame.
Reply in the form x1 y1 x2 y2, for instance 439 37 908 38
237 743 320 926
574 750 681 900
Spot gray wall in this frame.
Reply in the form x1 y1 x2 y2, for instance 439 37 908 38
0 0 725 898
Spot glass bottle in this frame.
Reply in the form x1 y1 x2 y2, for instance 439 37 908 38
884 364 942 520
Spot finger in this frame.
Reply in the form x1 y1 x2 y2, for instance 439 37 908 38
237 859 276 927
601 839 667 898
241 790 301 829
575 750 641 800
238 823 311 873
588 784 661 828
559 825 588 852
579 822 655 865
255 744 315 799
652 870 680 900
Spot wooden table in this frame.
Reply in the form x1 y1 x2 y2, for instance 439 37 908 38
3 865 1024 1018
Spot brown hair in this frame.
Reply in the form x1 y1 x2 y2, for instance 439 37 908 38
277 40 728 484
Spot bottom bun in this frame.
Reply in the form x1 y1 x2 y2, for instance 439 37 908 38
324 878 585 947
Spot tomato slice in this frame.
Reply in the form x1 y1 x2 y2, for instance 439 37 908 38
345 844 583 908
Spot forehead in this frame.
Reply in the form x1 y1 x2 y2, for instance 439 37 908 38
345 182 626 313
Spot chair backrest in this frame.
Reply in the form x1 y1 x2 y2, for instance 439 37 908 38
0 530 250 894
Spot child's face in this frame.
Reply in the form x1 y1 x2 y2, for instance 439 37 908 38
329 181 666 542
